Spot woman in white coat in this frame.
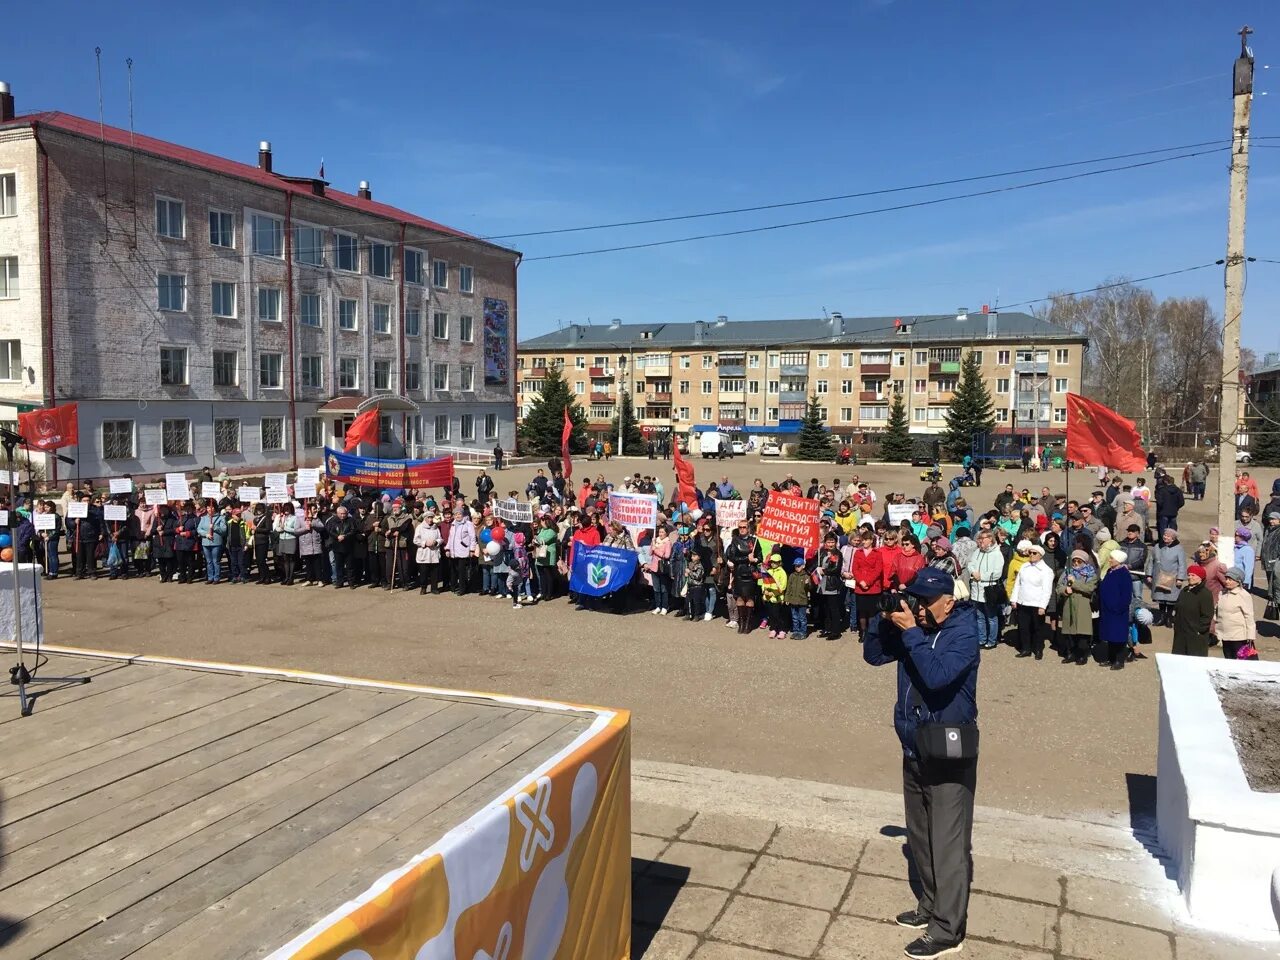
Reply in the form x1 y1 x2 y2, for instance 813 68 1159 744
414 513 444 594
1011 541 1054 660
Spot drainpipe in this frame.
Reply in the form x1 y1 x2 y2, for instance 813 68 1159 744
398 222 406 450
284 192 298 468
33 125 57 484
512 254 521 454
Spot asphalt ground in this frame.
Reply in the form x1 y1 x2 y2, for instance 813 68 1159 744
38 456 1279 822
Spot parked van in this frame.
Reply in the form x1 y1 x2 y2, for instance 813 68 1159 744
699 431 734 459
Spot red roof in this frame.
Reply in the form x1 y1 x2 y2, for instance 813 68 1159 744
4 111 514 252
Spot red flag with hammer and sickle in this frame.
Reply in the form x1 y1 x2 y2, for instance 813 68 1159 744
18 402 78 451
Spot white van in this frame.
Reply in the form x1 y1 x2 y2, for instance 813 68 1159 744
699 431 734 459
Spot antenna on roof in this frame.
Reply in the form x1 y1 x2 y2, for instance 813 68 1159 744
126 57 138 249
94 47 109 248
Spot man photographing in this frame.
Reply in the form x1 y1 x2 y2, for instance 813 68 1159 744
863 568 980 959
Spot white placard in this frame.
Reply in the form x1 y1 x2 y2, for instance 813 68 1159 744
66 501 88 519
0 510 7 526
109 478 133 495
712 499 747 527
165 473 189 502
104 504 128 522
887 504 918 526
34 513 56 531
294 480 318 500
296 467 321 484
201 482 222 499
265 487 291 504
144 488 168 506
494 498 534 524
265 472 288 490
238 485 261 503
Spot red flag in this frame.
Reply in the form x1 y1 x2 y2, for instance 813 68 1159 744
673 442 698 510
343 408 380 452
561 408 574 481
1065 393 1146 472
18 402 78 451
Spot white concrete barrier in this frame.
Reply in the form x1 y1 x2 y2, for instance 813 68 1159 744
0 563 43 647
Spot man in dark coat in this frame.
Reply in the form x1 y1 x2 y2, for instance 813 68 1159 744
325 505 357 587
1154 475 1185 538
475 470 495 506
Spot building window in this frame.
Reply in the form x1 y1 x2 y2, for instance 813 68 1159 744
212 350 238 387
1054 378 1068 393
433 311 449 339
815 379 829 394
1053 407 1067 423
214 418 240 454
404 249 424 284
459 315 474 343
405 308 421 337
294 225 325 265
0 174 15 217
915 350 928 365
913 408 925 422
0 257 16 299
434 414 450 442
748 380 760 394
303 416 324 448
460 364 474 391
996 378 1010 393
701 407 712 420
251 214 283 257
748 406 760 421
261 417 285 451
995 408 1009 423
372 302 391 334
158 273 186 311
0 340 21 381
208 210 234 248
1055 348 1070 364
255 287 281 323
767 353 779 368
677 380 690 394
841 380 854 394
159 347 188 385
768 380 779 394
338 298 358 331
300 292 321 327
748 354 761 369
405 361 421 391
840 408 853 423
702 355 713 369
300 354 322 388
679 356 691 369
432 259 449 288
767 407 778 421
155 197 185 239
459 265 474 293
369 242 393 279
720 378 745 392
997 350 1010 365
701 380 712 395
484 413 499 439
103 420 134 459
816 353 829 369
914 378 926 394
335 233 359 272
574 381 585 394
970 350 983 365
460 413 475 441
840 352 854 368
432 362 449 391
211 281 236 318
893 351 906 367
161 418 191 457
339 357 359 390
259 353 282 389
373 359 392 391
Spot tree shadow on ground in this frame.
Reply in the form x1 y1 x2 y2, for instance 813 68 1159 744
631 859 688 957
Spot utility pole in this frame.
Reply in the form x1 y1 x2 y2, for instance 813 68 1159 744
1217 25 1253 562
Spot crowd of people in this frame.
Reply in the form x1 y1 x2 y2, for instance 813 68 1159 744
6 458 1274 665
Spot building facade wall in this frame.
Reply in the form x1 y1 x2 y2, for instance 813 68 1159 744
0 130 46 418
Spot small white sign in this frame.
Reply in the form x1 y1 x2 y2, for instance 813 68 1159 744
887 504 918 526
144 488 168 506
296 467 321 484
104 504 128 522
109 478 133 495
265 487 291 504
0 510 8 526
265 472 288 490
165 473 189 502
238 485 261 503
34 513 56 531
294 480 318 499
67 501 89 519
201 482 222 499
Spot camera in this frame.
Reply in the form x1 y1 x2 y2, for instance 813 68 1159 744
877 590 920 616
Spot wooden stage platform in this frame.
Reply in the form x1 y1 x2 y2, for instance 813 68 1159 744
0 649 594 959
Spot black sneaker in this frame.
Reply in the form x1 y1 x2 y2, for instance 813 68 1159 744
904 934 963 958
895 909 929 929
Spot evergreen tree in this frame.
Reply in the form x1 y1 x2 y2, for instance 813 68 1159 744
940 351 998 460
880 391 914 462
795 394 835 461
1248 398 1280 467
517 364 590 456
609 391 645 455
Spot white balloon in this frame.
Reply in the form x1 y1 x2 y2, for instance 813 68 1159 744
484 540 503 557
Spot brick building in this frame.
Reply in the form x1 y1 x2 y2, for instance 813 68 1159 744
517 311 1087 453
0 82 519 482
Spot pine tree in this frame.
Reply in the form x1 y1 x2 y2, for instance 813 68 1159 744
1249 397 1280 467
941 351 998 460
795 394 835 461
517 364 590 456
609 391 646 455
880 391 914 462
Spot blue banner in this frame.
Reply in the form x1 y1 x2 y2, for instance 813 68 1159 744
324 447 454 488
569 544 640 597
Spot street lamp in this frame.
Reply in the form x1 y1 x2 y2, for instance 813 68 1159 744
617 353 628 456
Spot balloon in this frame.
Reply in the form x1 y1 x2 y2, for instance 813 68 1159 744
479 528 492 544
484 540 502 557
492 522 506 542
689 509 703 520
0 534 10 548
0 548 12 561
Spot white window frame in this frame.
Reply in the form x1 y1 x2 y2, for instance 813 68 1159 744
369 241 394 279
214 417 241 455
372 358 393 391
405 308 421 337
213 350 239 387
0 173 16 218
0 340 22 381
405 361 421 391
996 378 1010 394
102 419 135 459
250 213 284 258
0 256 15 298
460 413 475 441
299 291 322 328
484 413 499 440
157 272 186 312
159 346 188 385
338 298 358 331
259 352 283 389
432 259 449 289
997 350 1011 365
433 311 449 340
155 196 185 239
432 361 449 391
160 418 192 457
404 248 425 285
257 286 282 323
338 357 359 390
300 354 323 389
459 314 474 343
293 223 325 266
459 264 474 293
335 232 359 273
816 352 829 369
208 209 235 248
1054 377 1068 393
1053 407 1067 424
302 416 324 449
460 364 475 392
371 302 392 335
1055 348 1070 365
211 281 237 319
701 406 712 421
260 416 286 452
434 414 450 442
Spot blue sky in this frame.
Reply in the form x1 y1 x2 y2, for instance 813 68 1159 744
7 1 1280 355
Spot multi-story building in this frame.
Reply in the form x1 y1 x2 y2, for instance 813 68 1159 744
0 82 519 482
517 310 1086 450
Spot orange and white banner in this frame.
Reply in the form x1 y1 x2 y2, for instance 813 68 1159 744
269 709 632 960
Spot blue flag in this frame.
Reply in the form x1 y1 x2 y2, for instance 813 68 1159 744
569 544 639 597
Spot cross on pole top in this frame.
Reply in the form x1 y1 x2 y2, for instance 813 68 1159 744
1240 24 1253 55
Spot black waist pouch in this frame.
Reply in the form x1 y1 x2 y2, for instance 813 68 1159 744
915 723 979 761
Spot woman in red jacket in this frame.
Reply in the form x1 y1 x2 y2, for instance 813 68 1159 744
850 528 884 639
890 534 927 591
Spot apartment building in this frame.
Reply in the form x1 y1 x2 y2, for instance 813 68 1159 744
517 311 1087 447
0 82 519 482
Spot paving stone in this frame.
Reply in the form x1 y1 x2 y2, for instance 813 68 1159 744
856 837 916 881
1173 933 1280 960
633 833 669 863
741 855 852 911
967 892 1057 950
692 943 791 960
681 812 778 852
1059 912 1174 960
1064 874 1174 932
971 855 1063 905
633 879 732 935
840 873 912 923
634 801 698 839
766 826 866 870
817 914 913 959
710 894 831 956
653 841 757 890
635 928 699 960
962 941 1054 959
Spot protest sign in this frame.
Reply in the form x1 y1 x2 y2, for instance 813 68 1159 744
265 472 289 490
569 543 640 597
165 473 189 502
109 478 133 495
265 487 291 504
34 513 56 531
238 485 261 503
144 488 168 506
104 504 128 522
294 479 318 499
296 466 321 484
494 498 533 524
756 490 821 551
887 504 917 526
201 482 222 499
712 499 747 527
323 448 454 489
0 510 7 526
67 501 88 519
607 492 658 530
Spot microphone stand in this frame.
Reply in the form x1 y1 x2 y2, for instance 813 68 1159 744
1 427 88 716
